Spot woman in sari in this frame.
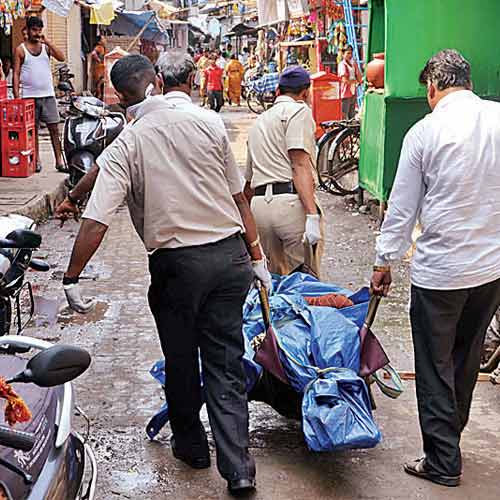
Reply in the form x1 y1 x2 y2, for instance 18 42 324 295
224 54 244 106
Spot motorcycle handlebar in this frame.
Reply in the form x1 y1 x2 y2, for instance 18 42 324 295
0 238 21 249
29 259 50 272
0 426 36 452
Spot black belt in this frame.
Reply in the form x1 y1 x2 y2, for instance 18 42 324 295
254 182 297 196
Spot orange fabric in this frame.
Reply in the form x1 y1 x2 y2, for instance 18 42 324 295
0 377 32 427
225 59 244 104
305 293 353 309
91 45 106 81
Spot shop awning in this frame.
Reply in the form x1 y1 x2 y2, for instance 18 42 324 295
109 10 169 44
225 22 257 37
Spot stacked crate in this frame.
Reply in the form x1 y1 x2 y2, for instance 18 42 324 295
0 81 6 101
0 99 36 177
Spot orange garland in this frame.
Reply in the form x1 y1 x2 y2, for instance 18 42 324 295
0 377 32 427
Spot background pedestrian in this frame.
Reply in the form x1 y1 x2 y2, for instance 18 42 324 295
225 54 244 106
205 54 224 112
13 16 66 173
338 45 362 119
90 35 106 100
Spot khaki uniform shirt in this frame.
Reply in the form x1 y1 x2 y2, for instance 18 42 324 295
83 92 245 251
245 95 317 188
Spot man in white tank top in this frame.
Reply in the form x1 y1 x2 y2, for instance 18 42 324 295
13 16 66 173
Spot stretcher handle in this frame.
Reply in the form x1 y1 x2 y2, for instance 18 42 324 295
257 281 271 330
364 295 382 329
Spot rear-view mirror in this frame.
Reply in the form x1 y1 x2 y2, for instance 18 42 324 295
8 345 91 387
1 229 41 249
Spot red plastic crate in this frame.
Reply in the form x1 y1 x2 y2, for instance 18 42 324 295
1 148 36 178
1 125 35 151
0 99 35 128
0 81 6 101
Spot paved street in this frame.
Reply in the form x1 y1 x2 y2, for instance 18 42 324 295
23 105 500 500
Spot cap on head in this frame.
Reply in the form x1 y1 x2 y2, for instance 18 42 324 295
279 66 311 89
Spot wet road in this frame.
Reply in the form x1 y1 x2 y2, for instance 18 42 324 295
24 106 500 499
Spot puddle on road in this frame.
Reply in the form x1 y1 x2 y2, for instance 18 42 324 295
33 295 63 328
110 469 159 494
58 301 110 326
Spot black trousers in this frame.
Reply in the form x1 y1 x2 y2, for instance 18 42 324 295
208 90 224 112
148 234 255 481
410 278 500 476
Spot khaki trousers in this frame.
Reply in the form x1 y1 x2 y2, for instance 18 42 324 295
251 193 323 276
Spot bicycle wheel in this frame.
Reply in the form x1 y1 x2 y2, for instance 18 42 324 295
316 130 346 196
329 128 360 195
246 90 264 115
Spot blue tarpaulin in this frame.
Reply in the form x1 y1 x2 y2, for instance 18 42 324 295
147 273 382 452
109 11 169 44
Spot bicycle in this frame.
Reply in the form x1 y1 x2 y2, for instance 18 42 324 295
245 85 275 115
316 119 361 196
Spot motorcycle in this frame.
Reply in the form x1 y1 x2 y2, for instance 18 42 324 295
0 221 97 499
61 96 126 189
0 215 50 338
0 338 96 499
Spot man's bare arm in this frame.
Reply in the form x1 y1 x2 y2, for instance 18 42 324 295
232 192 263 261
55 164 100 223
12 47 23 99
42 36 65 62
243 181 254 204
70 164 100 202
65 219 108 279
289 149 317 215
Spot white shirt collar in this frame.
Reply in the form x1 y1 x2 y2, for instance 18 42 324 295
135 92 192 119
274 95 305 105
434 89 475 112
164 91 193 104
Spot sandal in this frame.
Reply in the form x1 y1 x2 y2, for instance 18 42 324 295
403 458 460 487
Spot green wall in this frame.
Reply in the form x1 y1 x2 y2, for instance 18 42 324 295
360 0 500 201
385 0 500 99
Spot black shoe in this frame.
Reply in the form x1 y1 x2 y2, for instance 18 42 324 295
35 162 42 173
227 478 256 496
171 438 210 470
403 458 460 487
56 164 69 173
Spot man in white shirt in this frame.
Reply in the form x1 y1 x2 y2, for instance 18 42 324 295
371 50 500 487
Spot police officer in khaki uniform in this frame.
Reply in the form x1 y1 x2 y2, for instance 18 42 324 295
245 66 323 276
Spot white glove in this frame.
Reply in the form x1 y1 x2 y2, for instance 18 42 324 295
252 258 273 293
303 214 322 246
64 283 97 314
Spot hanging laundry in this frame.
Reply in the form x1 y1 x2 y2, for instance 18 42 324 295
90 0 115 25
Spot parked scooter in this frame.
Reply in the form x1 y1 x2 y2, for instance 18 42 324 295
61 96 126 189
0 220 97 499
0 215 50 338
0 337 96 499
56 64 76 120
